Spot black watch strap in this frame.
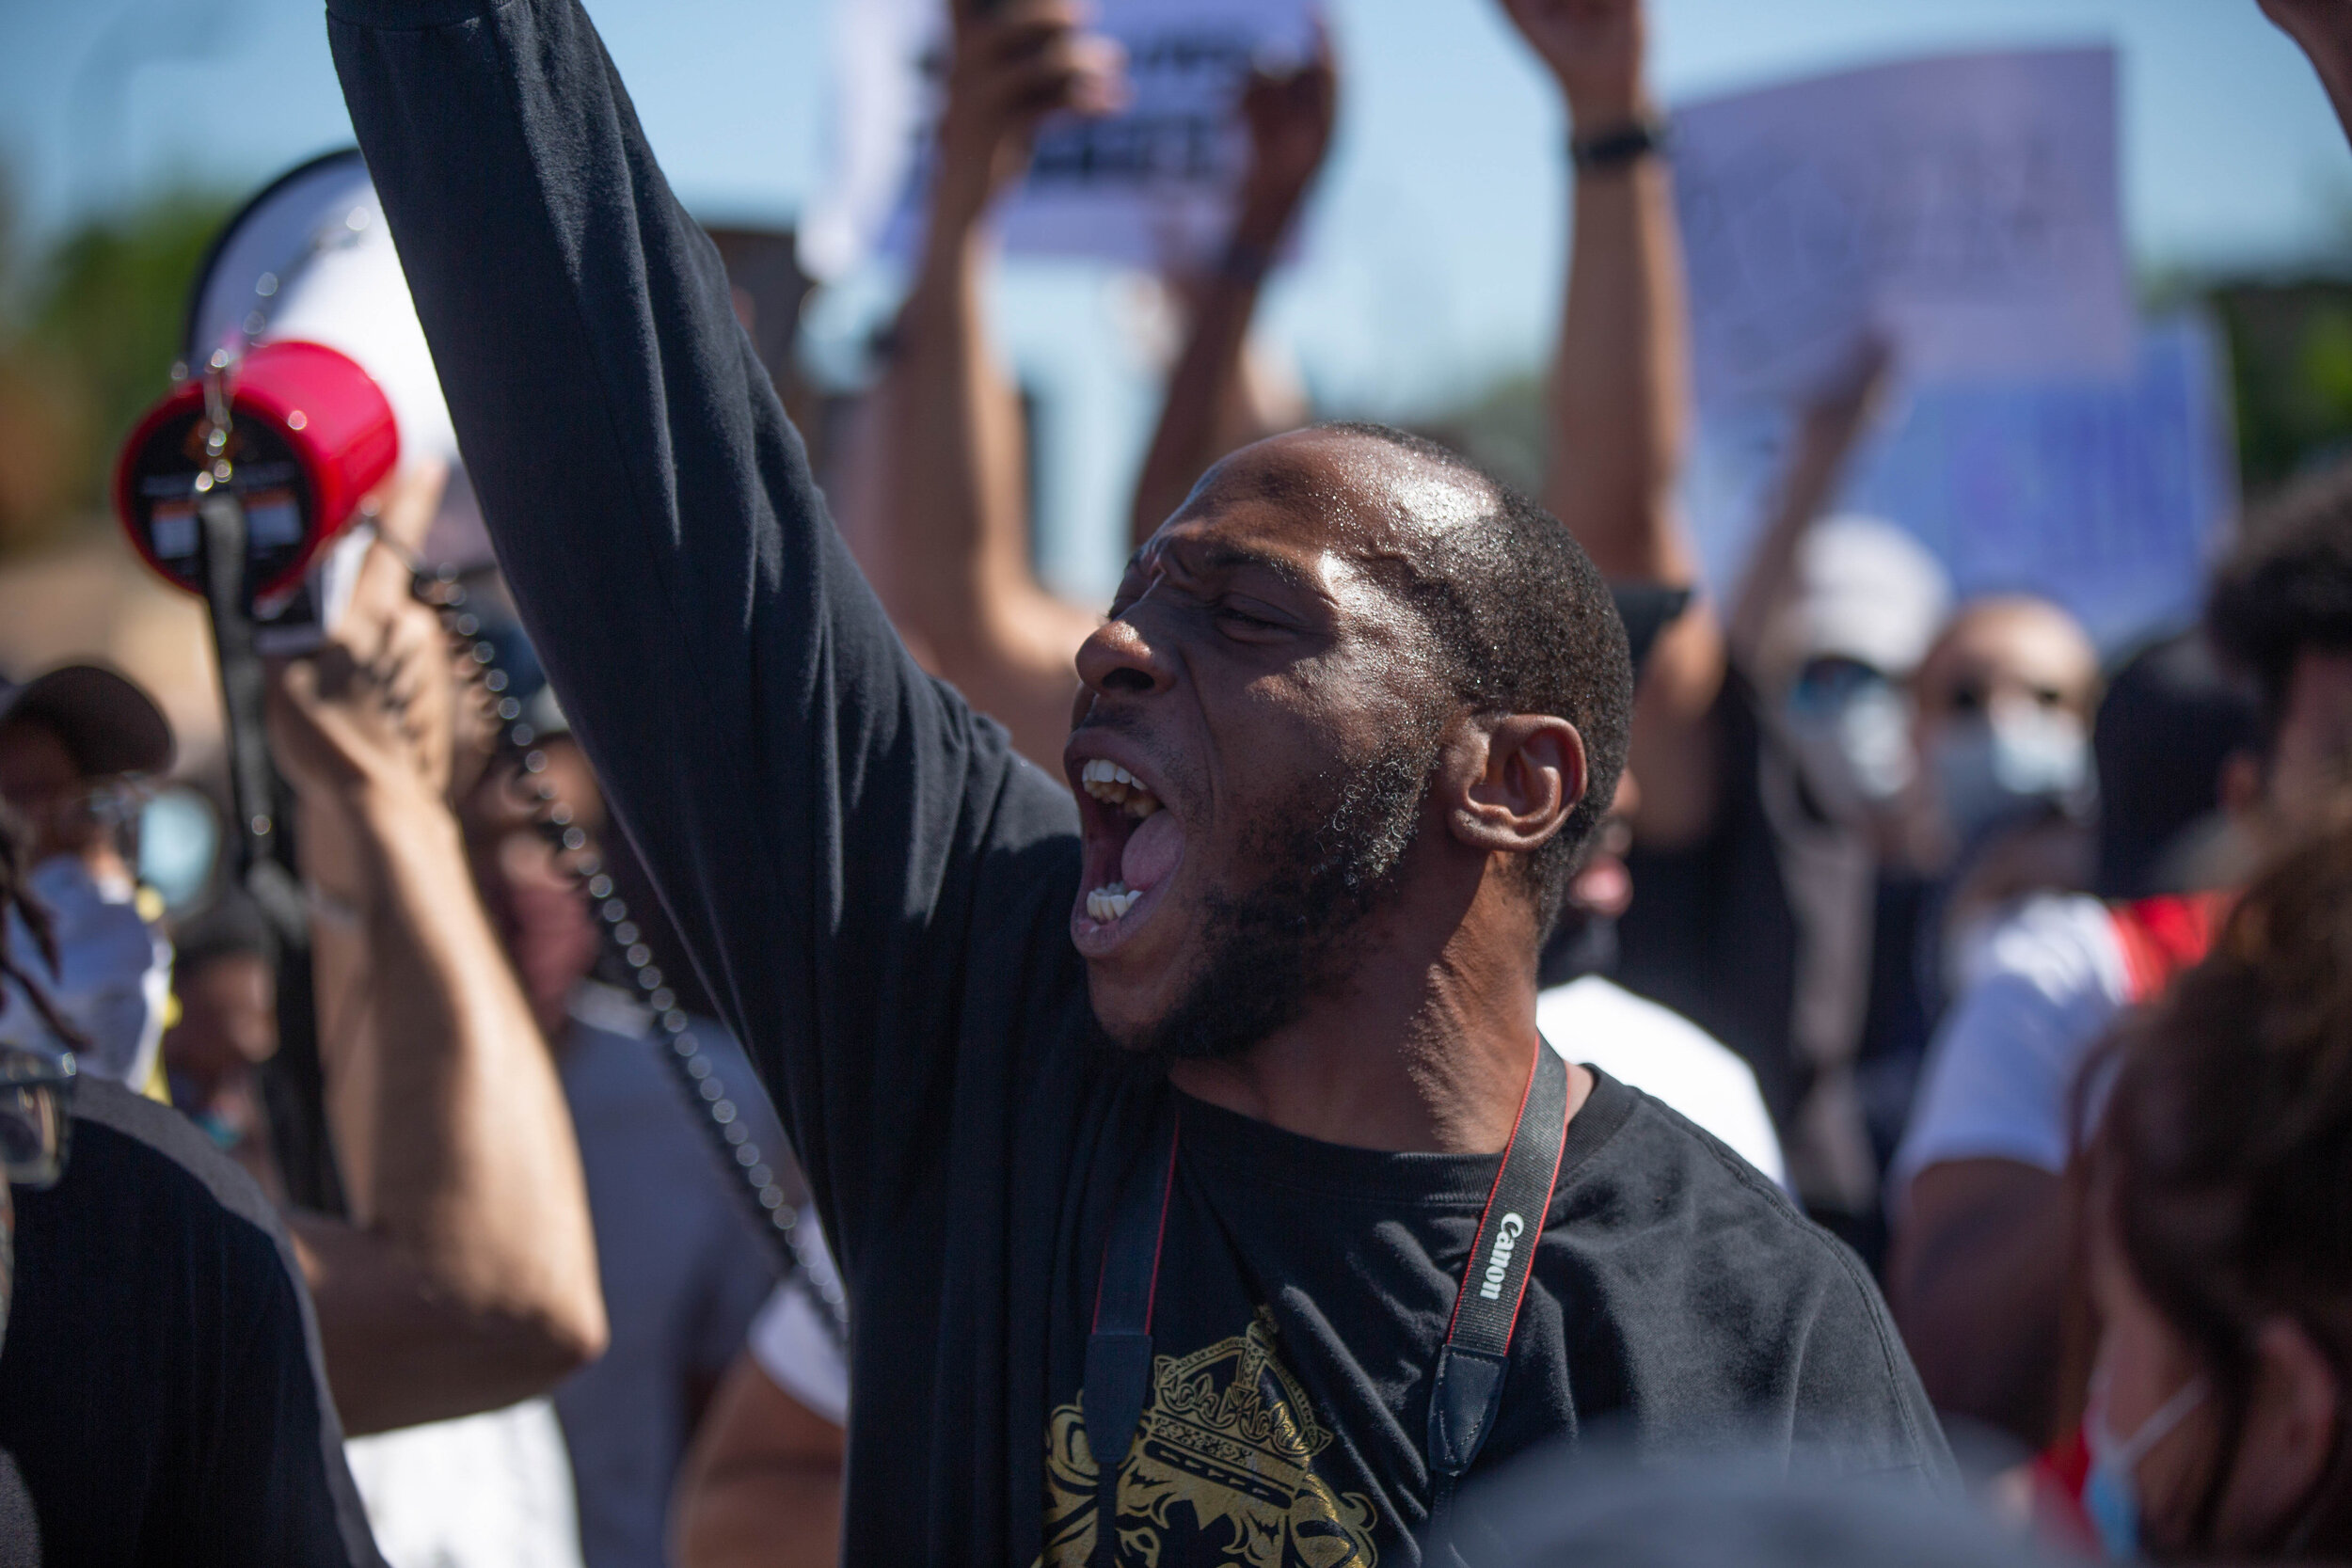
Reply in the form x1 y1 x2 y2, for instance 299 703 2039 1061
1570 116 1672 171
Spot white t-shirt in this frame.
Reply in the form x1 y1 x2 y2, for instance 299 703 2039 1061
1536 976 1788 1191
1888 893 2131 1215
343 1399 582 1568
747 1215 850 1428
745 986 1789 1432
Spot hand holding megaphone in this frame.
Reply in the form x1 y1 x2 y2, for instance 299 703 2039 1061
266 527 462 819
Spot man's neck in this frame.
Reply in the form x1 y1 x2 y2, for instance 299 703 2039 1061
1167 892 1589 1155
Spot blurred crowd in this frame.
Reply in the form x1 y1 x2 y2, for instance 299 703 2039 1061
3 0 2352 1565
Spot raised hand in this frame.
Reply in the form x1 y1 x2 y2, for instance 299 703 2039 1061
1233 27 1339 249
1498 0 1650 127
932 0 1129 232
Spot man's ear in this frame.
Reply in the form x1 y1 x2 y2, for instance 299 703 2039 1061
1442 714 1586 857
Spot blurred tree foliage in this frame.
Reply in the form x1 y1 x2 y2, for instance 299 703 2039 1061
0 178 233 556
1407 371 1545 499
2213 281 2352 500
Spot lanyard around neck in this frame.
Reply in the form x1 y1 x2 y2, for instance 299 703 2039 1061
1080 1043 1574 1564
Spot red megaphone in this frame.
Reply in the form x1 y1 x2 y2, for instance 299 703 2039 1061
114 339 398 605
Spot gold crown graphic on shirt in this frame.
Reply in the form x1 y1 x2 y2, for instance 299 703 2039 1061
1144 1307 1334 1468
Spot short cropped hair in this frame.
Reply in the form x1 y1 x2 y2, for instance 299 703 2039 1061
1317 421 1633 920
2208 457 2352 740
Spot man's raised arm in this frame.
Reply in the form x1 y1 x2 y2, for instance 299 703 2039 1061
327 0 1076 1250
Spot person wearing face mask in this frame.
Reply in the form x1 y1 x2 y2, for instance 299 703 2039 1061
1890 461 2352 1450
1772 520 1955 835
0 803 385 1566
2024 822 2352 1560
1912 604 2100 866
1905 598 2104 962
1845 596 2107 1217
0 665 176 1091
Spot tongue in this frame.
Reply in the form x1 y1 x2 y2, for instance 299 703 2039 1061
1120 809 1184 892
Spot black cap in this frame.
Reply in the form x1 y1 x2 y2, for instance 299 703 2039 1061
0 664 175 781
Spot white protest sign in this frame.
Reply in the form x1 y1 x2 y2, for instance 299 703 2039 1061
1672 48 2135 413
1688 315 2236 651
799 0 935 282
802 0 1316 280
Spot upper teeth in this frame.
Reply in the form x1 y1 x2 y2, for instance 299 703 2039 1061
1087 882 1142 923
1079 758 1162 818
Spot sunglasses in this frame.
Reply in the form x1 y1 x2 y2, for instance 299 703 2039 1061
0 1050 75 1190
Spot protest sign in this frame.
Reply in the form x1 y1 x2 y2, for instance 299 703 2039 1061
1672 48 2136 413
1688 315 2237 651
801 0 1316 280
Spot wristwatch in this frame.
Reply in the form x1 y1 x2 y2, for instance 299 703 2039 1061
1570 117 1673 172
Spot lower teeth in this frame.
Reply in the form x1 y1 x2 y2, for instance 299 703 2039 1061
1088 882 1138 922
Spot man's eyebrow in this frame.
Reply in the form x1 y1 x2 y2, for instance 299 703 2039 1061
1186 541 1317 591
1204 545 1317 582
1123 536 1325 596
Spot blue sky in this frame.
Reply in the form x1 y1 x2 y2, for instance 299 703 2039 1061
5 0 2348 595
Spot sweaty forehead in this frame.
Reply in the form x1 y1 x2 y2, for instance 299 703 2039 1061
1165 429 1494 565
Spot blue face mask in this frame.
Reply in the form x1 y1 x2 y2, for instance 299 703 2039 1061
2083 1369 2208 1560
1786 659 1915 817
1929 705 2091 848
0 858 172 1088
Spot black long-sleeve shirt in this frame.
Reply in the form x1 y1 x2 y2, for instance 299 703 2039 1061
329 4 1950 1560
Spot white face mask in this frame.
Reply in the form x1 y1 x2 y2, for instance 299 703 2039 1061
0 858 172 1088
1928 704 2091 849
1786 664 1915 819
2084 1363 2209 1560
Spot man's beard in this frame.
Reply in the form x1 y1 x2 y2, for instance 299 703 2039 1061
1118 733 1440 1068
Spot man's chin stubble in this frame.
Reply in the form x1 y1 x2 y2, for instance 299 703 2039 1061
1092 742 1438 1069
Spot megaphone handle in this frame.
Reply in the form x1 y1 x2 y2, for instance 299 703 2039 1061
196 489 349 1218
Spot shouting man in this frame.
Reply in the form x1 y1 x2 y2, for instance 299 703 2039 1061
328 0 1948 1560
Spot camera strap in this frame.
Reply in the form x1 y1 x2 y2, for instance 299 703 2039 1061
1083 1044 1571 1563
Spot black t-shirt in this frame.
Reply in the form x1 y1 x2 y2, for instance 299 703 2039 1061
327 3 1954 1560
1029 1077 1946 1563
0 1079 380 1567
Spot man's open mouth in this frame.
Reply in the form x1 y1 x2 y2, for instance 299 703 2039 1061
1072 755 1185 944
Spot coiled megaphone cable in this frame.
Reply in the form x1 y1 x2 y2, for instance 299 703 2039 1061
412 570 848 1345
